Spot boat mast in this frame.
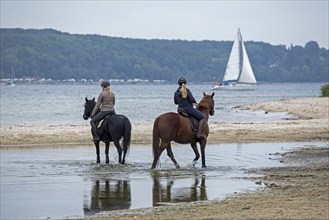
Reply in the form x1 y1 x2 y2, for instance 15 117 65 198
237 28 243 83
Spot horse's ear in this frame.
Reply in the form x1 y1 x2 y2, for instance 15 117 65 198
211 92 215 98
92 97 95 101
203 92 207 97
85 97 88 102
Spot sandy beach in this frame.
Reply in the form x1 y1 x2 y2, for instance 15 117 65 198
1 97 328 147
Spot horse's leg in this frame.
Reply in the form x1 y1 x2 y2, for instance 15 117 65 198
190 142 200 166
105 142 110 164
200 139 207 168
166 143 180 169
151 141 168 169
122 144 128 165
113 140 123 164
94 141 101 163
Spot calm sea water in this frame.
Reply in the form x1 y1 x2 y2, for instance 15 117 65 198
0 83 324 125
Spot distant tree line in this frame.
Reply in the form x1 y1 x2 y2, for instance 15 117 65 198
0 28 328 83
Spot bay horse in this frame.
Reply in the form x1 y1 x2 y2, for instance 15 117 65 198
83 97 131 164
151 92 215 169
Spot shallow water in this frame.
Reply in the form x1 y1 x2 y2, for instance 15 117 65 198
1 142 327 220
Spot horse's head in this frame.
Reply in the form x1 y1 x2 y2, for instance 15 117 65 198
197 92 215 116
83 97 96 120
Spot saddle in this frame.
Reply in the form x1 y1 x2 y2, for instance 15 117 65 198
97 113 115 128
177 108 198 132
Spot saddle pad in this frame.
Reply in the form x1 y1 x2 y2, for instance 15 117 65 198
178 112 198 132
97 113 114 128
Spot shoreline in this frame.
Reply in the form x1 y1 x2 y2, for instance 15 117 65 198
1 97 328 147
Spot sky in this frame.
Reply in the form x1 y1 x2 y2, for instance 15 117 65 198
1 1 328 48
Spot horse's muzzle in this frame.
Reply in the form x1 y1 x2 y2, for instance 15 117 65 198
83 114 89 120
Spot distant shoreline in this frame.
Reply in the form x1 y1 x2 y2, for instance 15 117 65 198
1 80 326 86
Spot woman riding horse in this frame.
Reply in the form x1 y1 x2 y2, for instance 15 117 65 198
84 97 131 164
90 80 115 141
174 77 206 139
151 89 215 169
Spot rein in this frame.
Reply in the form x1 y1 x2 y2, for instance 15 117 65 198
83 113 91 119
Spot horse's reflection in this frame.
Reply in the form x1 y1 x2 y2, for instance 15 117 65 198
83 179 131 216
152 174 207 206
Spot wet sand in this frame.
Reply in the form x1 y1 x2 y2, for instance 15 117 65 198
1 97 328 147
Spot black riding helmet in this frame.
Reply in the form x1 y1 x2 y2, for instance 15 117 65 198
101 80 110 87
178 77 187 85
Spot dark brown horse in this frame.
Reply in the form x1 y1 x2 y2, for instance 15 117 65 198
151 92 215 169
83 97 131 164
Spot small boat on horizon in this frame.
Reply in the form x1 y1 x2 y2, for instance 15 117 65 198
5 67 16 86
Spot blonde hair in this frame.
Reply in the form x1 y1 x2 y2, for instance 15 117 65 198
181 83 187 98
105 85 112 96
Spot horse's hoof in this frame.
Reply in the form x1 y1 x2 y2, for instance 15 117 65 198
202 165 207 168
105 159 109 164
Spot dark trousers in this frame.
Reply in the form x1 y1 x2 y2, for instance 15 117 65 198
180 106 206 138
180 106 205 121
90 111 114 125
90 111 115 139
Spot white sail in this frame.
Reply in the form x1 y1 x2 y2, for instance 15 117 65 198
237 37 257 84
217 29 257 90
222 31 241 82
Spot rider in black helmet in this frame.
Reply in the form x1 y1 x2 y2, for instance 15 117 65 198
90 80 116 141
174 77 206 139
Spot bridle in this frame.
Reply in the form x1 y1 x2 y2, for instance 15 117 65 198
197 96 215 116
83 100 95 120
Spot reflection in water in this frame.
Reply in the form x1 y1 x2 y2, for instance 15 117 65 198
83 179 131 216
152 173 207 206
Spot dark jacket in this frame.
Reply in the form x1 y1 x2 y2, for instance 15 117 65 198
174 87 197 108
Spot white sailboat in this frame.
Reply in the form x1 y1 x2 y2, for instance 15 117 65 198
212 29 257 91
5 67 16 86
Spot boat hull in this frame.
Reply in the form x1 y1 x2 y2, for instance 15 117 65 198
212 84 256 91
5 81 16 87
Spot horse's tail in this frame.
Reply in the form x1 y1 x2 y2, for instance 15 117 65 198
152 117 160 158
122 117 132 154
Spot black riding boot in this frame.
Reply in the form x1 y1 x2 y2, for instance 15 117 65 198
197 119 206 139
91 122 100 141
